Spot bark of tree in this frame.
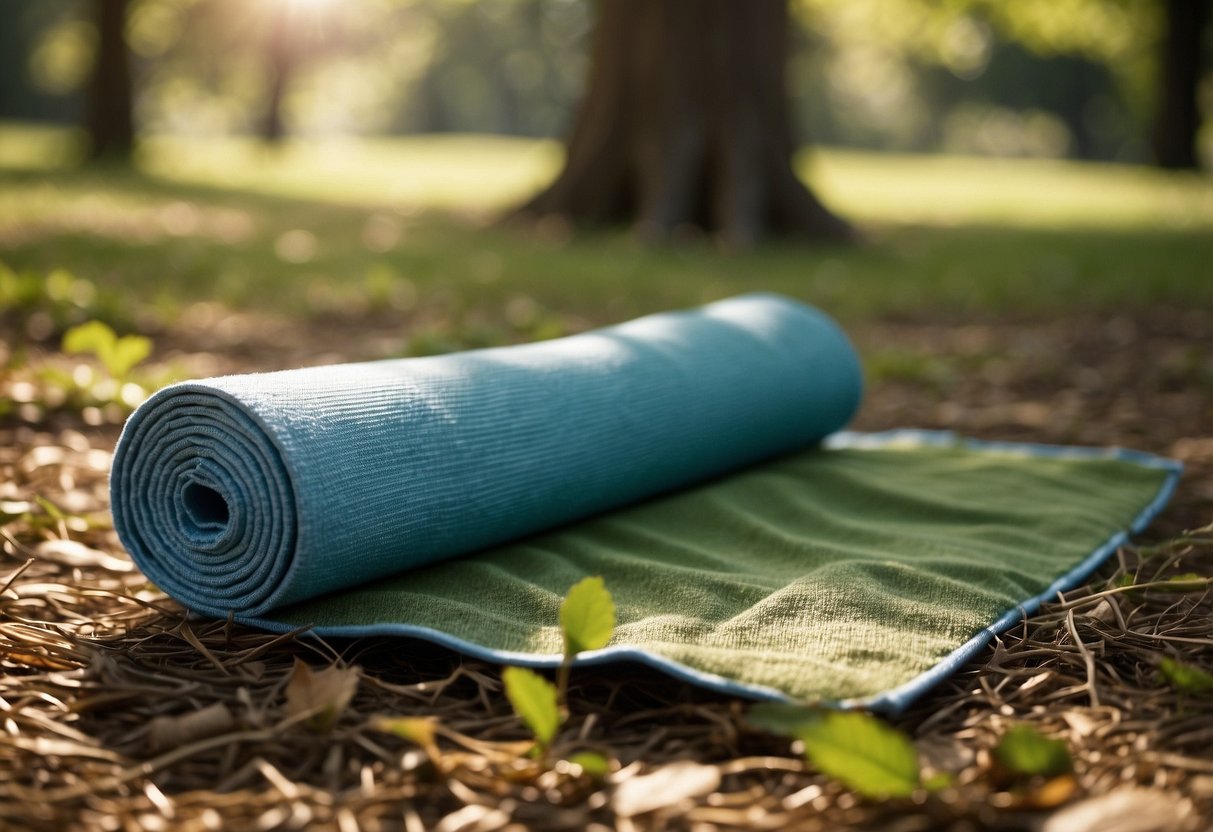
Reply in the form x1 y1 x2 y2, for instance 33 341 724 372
1152 0 1209 170
86 0 135 162
261 5 294 142
513 0 851 246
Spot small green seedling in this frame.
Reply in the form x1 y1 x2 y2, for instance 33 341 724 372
556 575 616 705
560 576 616 655
502 576 617 757
748 703 925 799
992 725 1072 778
1159 657 1213 695
62 320 152 382
502 666 561 754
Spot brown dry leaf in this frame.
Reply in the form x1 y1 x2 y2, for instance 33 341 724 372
1041 788 1200 832
611 760 721 817
283 658 360 732
148 702 238 752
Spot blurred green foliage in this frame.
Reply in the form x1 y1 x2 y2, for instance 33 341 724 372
0 261 131 336
62 319 152 380
1 0 1203 162
0 278 171 425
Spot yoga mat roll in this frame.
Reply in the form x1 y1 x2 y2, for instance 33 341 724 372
111 293 863 618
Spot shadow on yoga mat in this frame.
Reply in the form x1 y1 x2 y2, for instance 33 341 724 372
110 294 1180 712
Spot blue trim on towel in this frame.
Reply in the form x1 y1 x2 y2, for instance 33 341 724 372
242 430 1182 713
832 430 1182 714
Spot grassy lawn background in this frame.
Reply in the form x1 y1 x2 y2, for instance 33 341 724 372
2 122 1211 344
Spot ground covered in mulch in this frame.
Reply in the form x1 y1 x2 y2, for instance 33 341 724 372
1 309 1211 831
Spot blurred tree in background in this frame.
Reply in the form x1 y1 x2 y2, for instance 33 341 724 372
85 0 134 160
1154 0 1209 168
1 0 1208 170
514 0 852 245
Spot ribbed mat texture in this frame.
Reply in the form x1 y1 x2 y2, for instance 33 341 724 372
111 294 1178 708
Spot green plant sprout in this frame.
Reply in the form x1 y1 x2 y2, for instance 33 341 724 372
992 725 1073 778
62 320 152 382
556 575 616 706
501 576 616 760
1159 657 1213 696
502 666 561 755
748 702 945 799
2 319 165 421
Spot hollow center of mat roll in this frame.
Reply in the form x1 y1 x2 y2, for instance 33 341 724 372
182 482 230 531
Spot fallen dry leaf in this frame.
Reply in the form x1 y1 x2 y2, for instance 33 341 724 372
283 658 360 732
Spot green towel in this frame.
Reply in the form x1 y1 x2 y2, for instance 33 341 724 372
255 432 1175 710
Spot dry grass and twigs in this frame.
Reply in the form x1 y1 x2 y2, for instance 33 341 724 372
1 315 1211 831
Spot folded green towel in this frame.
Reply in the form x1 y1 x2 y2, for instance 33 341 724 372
111 294 1178 709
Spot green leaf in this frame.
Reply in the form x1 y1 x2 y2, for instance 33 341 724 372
923 771 954 792
107 334 153 379
993 725 1072 778
566 751 610 778
748 703 928 798
502 666 561 748
796 711 921 799
745 702 822 737
1159 657 1213 694
63 320 117 361
560 576 616 656
62 320 151 379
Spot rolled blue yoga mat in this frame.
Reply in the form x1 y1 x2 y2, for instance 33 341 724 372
112 293 865 619
111 292 1181 707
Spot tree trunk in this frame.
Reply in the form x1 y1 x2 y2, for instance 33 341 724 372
1152 0 1209 170
86 0 135 162
513 0 851 247
261 5 294 142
